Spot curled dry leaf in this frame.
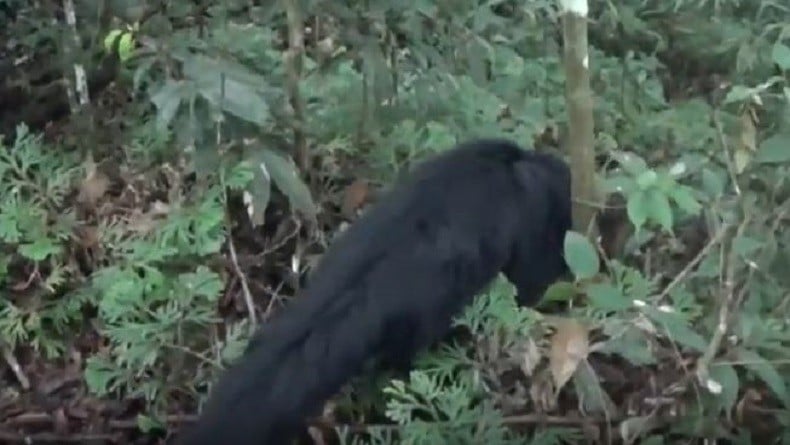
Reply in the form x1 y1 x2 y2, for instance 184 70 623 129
520 337 541 377
549 318 590 392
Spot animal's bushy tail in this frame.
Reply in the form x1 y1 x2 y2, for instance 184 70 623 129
176 290 384 445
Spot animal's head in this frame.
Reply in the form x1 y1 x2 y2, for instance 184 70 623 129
504 150 572 306
523 150 572 244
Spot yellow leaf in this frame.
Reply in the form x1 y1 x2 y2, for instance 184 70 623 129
549 319 589 391
739 111 757 153
734 148 751 174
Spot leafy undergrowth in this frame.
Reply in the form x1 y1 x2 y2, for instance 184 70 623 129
2 105 789 445
2 0 790 444
0 121 244 443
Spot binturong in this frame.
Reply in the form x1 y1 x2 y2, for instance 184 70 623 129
175 138 572 445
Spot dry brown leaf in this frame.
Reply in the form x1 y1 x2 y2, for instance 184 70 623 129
549 318 590 392
342 179 370 218
77 171 110 207
75 225 100 249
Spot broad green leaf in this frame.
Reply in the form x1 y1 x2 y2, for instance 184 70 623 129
0 211 21 242
723 85 754 104
755 133 790 164
708 362 739 413
118 32 135 62
636 170 658 190
150 80 187 131
701 168 726 198
669 185 702 215
736 348 789 407
181 54 271 125
610 151 648 175
646 189 673 231
627 189 650 230
257 148 317 218
733 235 762 257
18 238 60 261
724 78 784 105
664 321 707 352
772 43 790 71
540 281 577 304
643 307 707 352
603 176 634 194
599 327 656 366
103 29 123 53
586 282 631 311
563 231 600 280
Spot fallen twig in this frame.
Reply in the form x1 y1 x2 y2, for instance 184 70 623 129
657 223 729 301
0 341 29 390
696 213 751 388
227 234 258 329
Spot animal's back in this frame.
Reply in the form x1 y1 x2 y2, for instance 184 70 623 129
301 138 530 288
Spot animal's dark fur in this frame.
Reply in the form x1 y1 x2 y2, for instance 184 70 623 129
175 138 572 445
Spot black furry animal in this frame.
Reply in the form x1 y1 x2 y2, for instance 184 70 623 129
176 138 572 445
